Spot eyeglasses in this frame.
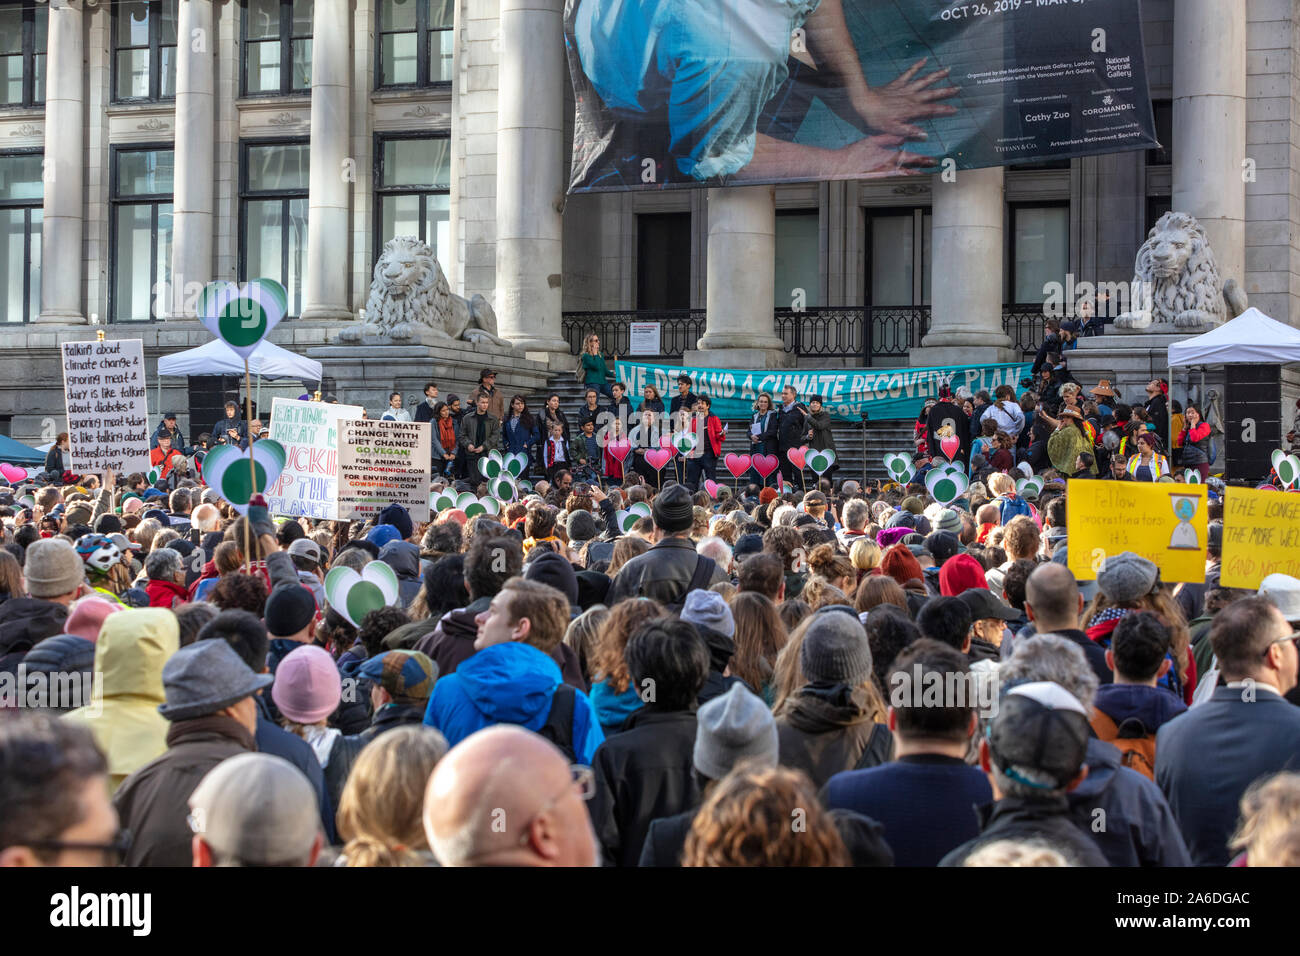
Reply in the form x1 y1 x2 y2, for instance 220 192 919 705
27 829 132 867
517 765 596 847
1262 632 1300 659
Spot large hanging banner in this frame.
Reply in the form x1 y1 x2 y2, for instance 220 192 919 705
265 398 365 519
1220 487 1300 589
60 339 151 475
615 359 1031 422
1067 480 1207 585
565 0 1157 191
336 419 433 524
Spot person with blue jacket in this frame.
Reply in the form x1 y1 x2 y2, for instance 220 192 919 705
423 578 604 764
502 395 541 477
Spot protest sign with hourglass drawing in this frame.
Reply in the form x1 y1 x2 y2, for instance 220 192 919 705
1067 481 1208 583
1167 492 1202 551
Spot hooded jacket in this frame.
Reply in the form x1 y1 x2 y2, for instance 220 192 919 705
64 608 179 792
421 640 604 764
414 597 490 677
145 578 189 610
0 597 68 678
1066 737 1191 867
379 540 423 609
589 706 699 867
21 634 96 713
775 683 892 789
1093 683 1186 735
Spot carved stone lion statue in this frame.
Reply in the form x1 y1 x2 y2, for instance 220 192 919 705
1113 212 1248 331
338 236 511 346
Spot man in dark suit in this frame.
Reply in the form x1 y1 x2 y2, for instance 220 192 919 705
1156 597 1300 866
774 384 809 487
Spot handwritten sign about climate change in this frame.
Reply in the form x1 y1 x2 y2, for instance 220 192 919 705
265 398 364 519
1220 487 1300 589
1067 480 1207 584
60 339 151 474
336 419 431 523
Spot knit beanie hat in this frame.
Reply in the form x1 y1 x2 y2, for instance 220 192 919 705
924 531 961 565
64 502 93 526
875 526 911 549
271 645 342 725
24 538 85 599
523 550 580 606
886 510 915 530
264 585 318 638
651 484 695 534
880 543 923 588
693 683 779 780
800 609 873 686
680 589 735 639
65 596 121 643
901 496 924 515
94 513 123 535
377 503 414 541
934 509 963 535
566 509 600 543
366 524 402 549
938 553 988 597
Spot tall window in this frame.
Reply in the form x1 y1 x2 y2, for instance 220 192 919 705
0 1 46 108
243 0 312 96
241 141 308 316
637 213 691 311
1147 99 1172 166
376 0 453 88
0 151 42 323
867 209 931 306
1009 204 1069 305
774 211 819 309
374 134 450 266
112 0 178 102
111 148 174 322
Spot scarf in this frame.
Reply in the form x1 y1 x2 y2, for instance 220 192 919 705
523 535 561 555
438 417 456 450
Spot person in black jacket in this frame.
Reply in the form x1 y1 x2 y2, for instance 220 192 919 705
412 382 440 423
588 617 709 867
640 682 779 867
679 590 744 705
212 401 248 449
575 387 606 433
774 384 809 487
1143 379 1169 448
748 392 779 487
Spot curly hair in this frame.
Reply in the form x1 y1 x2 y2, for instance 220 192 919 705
590 597 665 694
357 606 412 658
682 765 849 867
208 572 269 616
336 726 448 867
762 525 803 572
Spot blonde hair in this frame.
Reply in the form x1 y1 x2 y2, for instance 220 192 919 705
336 726 449 867
964 840 1071 867
849 539 881 573
987 472 1015 496
1230 772 1300 866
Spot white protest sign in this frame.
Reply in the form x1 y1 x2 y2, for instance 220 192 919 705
264 397 364 519
60 339 151 474
336 418 432 523
629 322 662 356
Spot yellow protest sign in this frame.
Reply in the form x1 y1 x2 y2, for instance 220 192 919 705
1220 487 1300 588
1067 480 1207 584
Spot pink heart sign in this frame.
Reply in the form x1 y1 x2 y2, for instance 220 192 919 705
704 480 722 498
607 439 632 463
787 446 809 470
752 454 779 479
0 463 26 484
723 453 752 479
644 449 672 471
940 435 961 461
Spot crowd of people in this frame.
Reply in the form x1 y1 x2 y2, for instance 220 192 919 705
3 361 1300 870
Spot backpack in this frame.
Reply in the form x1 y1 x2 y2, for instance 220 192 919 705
1088 710 1157 781
996 493 1032 524
537 683 578 762
664 555 718 614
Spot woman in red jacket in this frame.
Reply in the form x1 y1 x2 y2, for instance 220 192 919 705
1179 403 1213 482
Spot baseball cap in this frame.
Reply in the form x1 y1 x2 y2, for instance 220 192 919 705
188 752 320 865
959 588 1020 622
358 649 438 702
987 682 1090 789
287 537 322 565
108 532 140 553
163 412 178 420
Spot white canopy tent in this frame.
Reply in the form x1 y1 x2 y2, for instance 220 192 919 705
1168 307 1300 368
155 338 323 421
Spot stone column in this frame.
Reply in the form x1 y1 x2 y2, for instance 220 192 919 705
300 0 352 321
1172 0 1246 289
684 185 789 369
168 0 214 319
909 168 1015 367
494 0 568 354
36 0 85 324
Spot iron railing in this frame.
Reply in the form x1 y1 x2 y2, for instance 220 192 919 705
562 305 1043 361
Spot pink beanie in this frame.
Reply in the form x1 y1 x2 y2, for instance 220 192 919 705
65 597 121 643
271 644 342 724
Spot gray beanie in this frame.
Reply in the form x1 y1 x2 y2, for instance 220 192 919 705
680 589 735 638
565 509 600 543
801 609 873 686
1096 551 1159 604
935 508 963 535
651 484 695 534
24 538 85 599
693 683 779 780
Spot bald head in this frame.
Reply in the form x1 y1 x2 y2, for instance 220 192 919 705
422 725 597 867
1024 563 1083 633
